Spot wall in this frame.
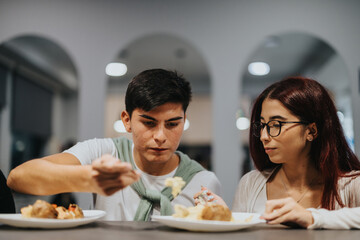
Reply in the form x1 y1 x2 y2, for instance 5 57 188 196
0 0 359 205
0 71 12 176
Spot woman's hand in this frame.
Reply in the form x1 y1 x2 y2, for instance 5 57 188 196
262 197 314 228
91 154 141 196
193 186 228 207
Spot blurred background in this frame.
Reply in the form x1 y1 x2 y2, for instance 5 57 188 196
0 0 359 210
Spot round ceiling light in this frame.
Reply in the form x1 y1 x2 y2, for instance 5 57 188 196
248 62 270 76
236 117 250 130
184 119 190 131
106 62 127 77
113 120 127 133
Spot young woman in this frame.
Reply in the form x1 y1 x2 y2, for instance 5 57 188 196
197 76 360 229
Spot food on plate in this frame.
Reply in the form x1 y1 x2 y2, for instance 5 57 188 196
165 176 185 198
21 200 58 219
173 203 232 222
21 200 84 219
165 178 232 222
243 215 253 223
55 204 84 219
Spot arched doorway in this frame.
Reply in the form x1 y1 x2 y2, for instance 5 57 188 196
0 34 78 210
239 32 354 175
104 33 213 169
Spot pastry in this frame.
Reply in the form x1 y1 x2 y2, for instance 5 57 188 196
165 176 185 198
21 200 83 219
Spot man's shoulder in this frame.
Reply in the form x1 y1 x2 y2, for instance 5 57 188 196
183 169 221 195
193 169 216 177
78 137 113 144
111 136 132 144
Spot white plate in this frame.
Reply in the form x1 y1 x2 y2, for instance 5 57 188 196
0 210 106 229
152 212 266 232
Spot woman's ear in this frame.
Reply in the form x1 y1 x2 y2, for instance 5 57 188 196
307 123 318 141
121 111 132 133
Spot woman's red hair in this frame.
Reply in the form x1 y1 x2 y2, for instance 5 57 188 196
249 76 360 209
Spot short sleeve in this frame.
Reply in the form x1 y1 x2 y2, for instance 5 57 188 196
63 138 116 165
337 171 360 208
345 173 360 207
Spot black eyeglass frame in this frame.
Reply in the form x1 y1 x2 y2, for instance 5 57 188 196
252 120 309 137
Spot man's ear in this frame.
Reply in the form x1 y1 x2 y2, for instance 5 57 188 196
306 122 318 141
184 113 187 129
121 111 132 133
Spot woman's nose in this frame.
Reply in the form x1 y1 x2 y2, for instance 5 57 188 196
260 127 270 142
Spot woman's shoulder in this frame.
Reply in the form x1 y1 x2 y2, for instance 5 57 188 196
346 170 360 175
233 168 276 211
241 167 277 181
338 171 360 207
339 170 360 186
241 170 262 180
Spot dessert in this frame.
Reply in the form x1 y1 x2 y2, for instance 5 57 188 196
172 203 232 222
21 200 58 219
55 204 84 219
165 176 185 198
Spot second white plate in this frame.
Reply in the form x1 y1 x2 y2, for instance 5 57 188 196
152 212 266 232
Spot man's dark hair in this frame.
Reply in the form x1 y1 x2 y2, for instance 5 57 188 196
125 69 192 117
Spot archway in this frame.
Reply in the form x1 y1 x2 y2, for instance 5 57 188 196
239 32 354 174
104 33 213 169
0 34 79 210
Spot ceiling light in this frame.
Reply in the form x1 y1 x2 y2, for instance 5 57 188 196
337 111 345 123
106 63 127 77
184 119 190 131
248 62 270 76
236 117 250 130
113 120 127 133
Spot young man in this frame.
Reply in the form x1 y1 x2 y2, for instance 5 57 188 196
8 69 221 220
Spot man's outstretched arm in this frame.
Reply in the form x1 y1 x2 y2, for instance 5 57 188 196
7 153 140 196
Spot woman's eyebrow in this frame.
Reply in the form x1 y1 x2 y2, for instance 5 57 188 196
269 115 286 120
260 115 287 121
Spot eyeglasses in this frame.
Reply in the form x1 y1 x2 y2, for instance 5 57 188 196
252 120 309 137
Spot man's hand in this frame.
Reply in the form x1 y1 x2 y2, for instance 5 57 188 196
91 154 140 196
262 197 314 228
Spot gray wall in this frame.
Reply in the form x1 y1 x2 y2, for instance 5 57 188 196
0 0 359 206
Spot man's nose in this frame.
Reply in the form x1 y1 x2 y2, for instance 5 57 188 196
153 126 166 144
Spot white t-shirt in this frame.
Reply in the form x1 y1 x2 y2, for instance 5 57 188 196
64 138 221 220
